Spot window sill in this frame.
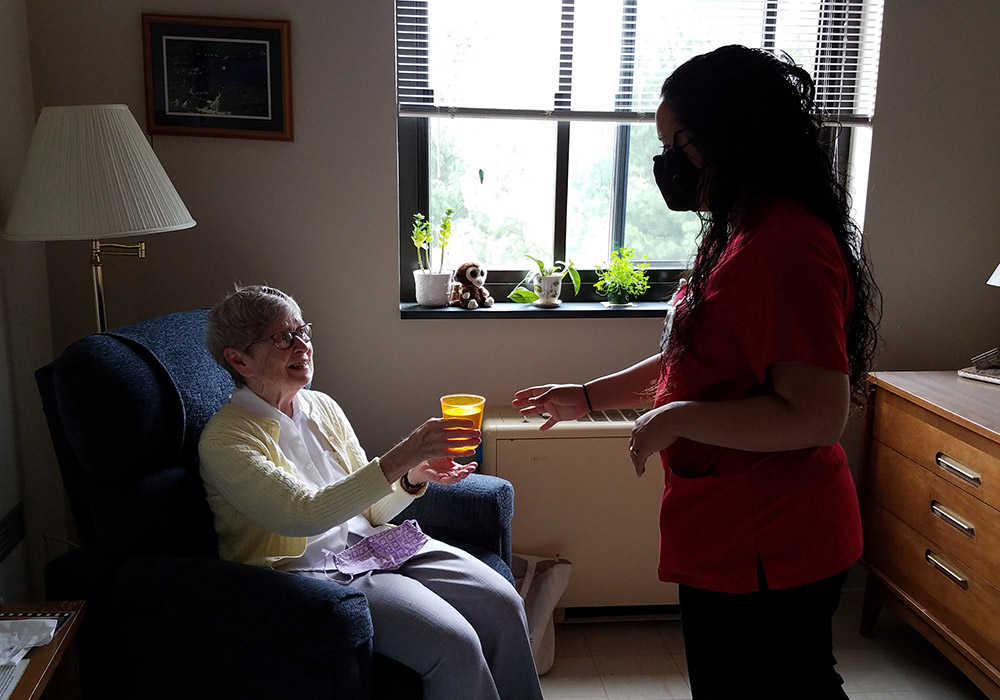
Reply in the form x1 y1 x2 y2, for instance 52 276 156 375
400 301 672 319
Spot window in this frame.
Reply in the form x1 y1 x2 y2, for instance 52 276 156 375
397 0 885 306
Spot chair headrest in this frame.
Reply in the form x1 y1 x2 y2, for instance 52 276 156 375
52 309 232 481
108 309 233 463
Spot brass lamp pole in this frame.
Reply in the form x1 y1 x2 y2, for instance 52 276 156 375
90 240 147 333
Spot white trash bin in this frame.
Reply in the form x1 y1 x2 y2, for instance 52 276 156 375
511 553 572 675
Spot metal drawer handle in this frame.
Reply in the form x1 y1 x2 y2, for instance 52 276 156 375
935 453 983 487
925 550 970 590
930 501 976 538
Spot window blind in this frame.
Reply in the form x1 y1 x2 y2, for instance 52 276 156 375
396 0 884 124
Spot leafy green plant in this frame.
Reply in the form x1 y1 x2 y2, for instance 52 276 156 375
411 208 455 273
507 255 581 303
594 248 650 304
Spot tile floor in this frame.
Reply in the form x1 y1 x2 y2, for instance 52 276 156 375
539 589 990 700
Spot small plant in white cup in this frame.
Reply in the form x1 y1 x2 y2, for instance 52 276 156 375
507 256 581 306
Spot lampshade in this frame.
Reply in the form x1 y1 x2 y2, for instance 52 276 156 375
989 262 1000 287
2 104 195 241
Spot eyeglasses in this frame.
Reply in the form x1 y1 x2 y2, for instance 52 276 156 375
247 323 313 351
659 127 692 155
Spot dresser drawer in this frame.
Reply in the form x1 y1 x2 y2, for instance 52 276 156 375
867 440 1000 585
864 502 1000 668
874 391 1000 509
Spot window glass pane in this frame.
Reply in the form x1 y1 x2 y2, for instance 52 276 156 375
565 121 701 269
566 121 614 267
631 2 766 112
428 118 557 270
772 4 822 72
846 125 872 233
570 0 634 112
427 0 561 110
623 123 701 265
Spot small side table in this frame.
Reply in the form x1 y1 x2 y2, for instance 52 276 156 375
1 600 85 700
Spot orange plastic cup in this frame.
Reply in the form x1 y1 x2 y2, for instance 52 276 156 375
440 394 485 452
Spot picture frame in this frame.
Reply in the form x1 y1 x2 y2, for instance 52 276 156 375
142 14 293 141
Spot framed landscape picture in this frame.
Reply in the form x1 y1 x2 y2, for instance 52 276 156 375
142 14 293 141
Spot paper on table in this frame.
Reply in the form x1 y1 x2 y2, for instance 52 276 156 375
0 618 57 666
0 659 29 700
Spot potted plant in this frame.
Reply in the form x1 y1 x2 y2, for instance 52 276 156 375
411 208 455 307
507 255 581 307
595 247 650 306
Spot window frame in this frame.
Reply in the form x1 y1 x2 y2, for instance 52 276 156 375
397 0 877 311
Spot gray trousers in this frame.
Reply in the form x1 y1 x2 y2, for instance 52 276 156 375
304 539 543 700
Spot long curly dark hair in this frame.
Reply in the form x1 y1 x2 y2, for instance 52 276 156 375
660 45 880 408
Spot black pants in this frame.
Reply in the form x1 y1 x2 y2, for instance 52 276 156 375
678 566 850 700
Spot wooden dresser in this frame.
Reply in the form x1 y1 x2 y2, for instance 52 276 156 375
859 371 1000 699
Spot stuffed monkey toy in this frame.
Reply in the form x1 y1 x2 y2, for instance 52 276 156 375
451 261 494 310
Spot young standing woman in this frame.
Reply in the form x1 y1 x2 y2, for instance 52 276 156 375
513 45 880 699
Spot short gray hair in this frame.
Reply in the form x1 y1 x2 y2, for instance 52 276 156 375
206 284 302 386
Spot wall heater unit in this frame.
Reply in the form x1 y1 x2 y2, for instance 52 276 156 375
481 407 678 609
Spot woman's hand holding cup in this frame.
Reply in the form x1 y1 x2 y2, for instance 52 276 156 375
380 416 480 483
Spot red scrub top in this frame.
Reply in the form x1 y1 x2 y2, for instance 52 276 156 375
655 198 863 594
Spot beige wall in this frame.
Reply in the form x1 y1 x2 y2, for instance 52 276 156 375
0 0 57 600
866 1 1000 370
6 0 1000 595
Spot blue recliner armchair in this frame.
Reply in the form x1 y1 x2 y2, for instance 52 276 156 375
36 308 515 700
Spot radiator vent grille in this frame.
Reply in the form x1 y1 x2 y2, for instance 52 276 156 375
576 408 647 423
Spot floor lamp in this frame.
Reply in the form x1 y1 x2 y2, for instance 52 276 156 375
957 261 1000 383
989 261 1000 289
2 104 195 332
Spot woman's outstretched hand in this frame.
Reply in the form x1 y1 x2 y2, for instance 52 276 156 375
407 458 477 486
511 384 590 431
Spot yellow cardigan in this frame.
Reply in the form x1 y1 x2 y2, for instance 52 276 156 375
198 390 421 567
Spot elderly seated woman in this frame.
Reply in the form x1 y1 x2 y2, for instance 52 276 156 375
199 284 543 700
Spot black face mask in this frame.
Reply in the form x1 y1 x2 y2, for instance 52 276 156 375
652 149 701 212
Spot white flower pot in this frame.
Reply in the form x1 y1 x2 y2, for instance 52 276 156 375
413 270 453 307
533 274 563 305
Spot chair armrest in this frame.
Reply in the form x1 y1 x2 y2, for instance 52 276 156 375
113 553 372 654
45 549 122 699
395 473 513 567
48 549 376 698
108 554 375 698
